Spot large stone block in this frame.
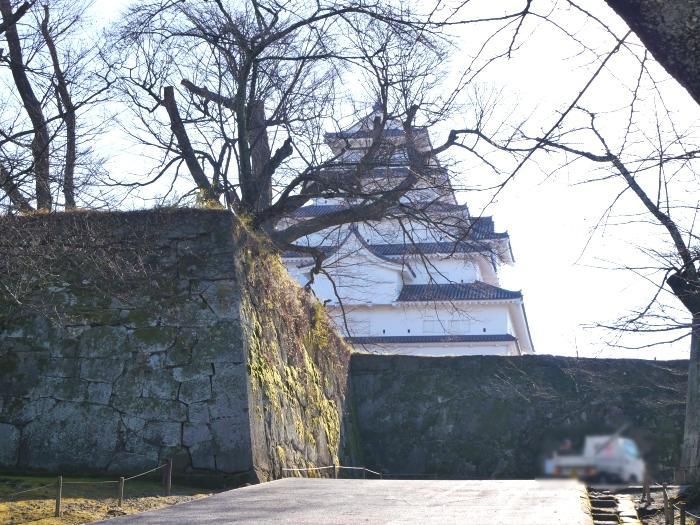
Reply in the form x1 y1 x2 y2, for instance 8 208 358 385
211 416 251 473
183 423 212 446
210 416 250 472
107 451 159 473
0 423 19 465
130 326 180 354
172 363 213 383
2 397 58 426
112 373 145 398
143 421 182 447
78 326 129 358
47 357 81 378
179 377 212 404
187 402 211 425
111 396 187 422
22 402 120 471
141 369 179 400
80 358 124 383
189 440 216 470
87 382 113 405
194 322 245 363
34 376 87 402
193 280 241 320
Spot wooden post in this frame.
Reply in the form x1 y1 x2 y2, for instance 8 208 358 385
643 472 651 504
663 483 671 525
118 477 124 507
679 502 686 525
54 475 62 517
333 464 338 479
676 467 687 485
164 458 173 497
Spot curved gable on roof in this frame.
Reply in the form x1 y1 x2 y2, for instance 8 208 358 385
294 227 416 278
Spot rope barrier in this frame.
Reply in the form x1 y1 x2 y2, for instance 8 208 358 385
673 501 700 520
1 460 171 514
4 483 55 499
62 480 120 485
651 478 700 522
334 466 383 478
282 466 335 472
281 465 383 479
124 463 166 481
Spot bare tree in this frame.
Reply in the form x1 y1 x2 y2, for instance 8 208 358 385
1 0 51 209
474 18 700 473
604 0 700 105
0 0 112 213
510 0 700 482
107 0 537 260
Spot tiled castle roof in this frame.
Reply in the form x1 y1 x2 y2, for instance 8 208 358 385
282 239 501 259
287 204 506 240
290 201 466 218
347 334 517 344
291 204 347 217
282 239 505 260
315 164 445 178
325 128 411 139
367 241 487 256
396 282 522 302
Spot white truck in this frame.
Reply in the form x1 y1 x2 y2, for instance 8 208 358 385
544 435 645 484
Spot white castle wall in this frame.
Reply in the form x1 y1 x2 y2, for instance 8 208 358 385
328 304 514 338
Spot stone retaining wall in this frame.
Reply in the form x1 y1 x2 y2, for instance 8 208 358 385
0 209 689 482
0 210 352 481
349 354 687 479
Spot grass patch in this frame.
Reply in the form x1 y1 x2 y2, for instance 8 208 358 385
0 474 211 524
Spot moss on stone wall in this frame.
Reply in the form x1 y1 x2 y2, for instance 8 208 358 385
233 222 351 481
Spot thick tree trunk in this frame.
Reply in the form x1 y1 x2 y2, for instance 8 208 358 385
41 5 76 209
681 315 700 481
668 270 700 481
249 100 272 213
162 86 218 204
604 0 700 105
0 0 52 210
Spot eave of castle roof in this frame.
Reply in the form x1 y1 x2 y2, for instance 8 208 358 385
396 282 522 302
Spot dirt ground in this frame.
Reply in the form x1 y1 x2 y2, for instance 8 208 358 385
634 486 700 525
0 474 212 524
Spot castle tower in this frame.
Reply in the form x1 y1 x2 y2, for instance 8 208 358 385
280 107 534 356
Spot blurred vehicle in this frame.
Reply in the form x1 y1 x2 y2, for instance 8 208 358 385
544 435 645 484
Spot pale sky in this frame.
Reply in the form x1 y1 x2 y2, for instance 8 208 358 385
90 0 700 360
448 1 700 360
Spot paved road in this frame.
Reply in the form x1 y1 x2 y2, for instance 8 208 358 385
100 478 593 524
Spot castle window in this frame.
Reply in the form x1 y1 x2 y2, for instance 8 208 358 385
422 320 442 334
449 320 471 334
348 320 370 336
